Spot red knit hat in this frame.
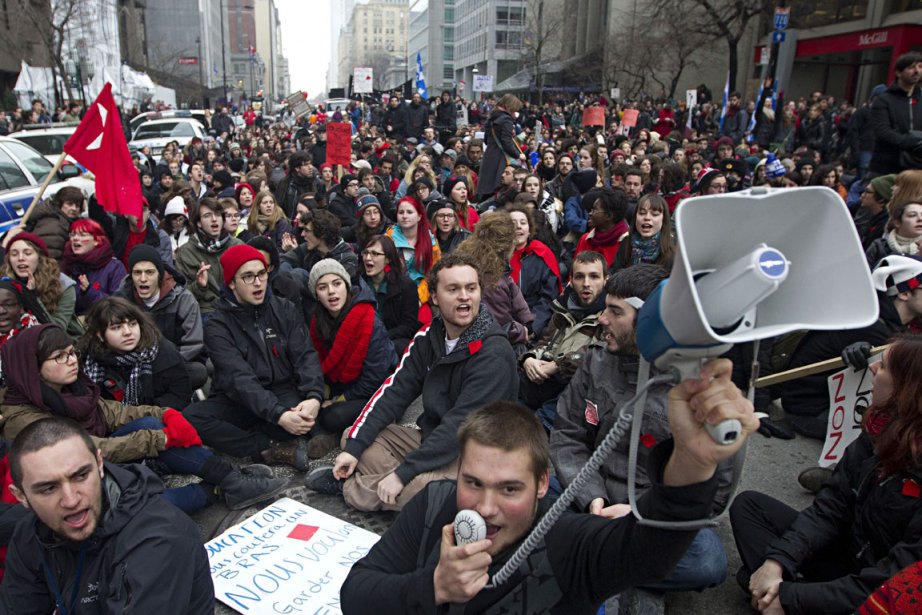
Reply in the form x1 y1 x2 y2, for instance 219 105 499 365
234 182 256 203
8 231 49 257
220 244 267 286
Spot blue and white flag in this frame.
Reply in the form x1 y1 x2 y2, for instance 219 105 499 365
718 72 730 132
415 51 427 98
746 80 764 142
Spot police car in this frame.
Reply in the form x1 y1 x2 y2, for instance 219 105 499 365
0 136 95 235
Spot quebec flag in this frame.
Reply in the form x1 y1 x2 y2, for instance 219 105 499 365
416 51 427 98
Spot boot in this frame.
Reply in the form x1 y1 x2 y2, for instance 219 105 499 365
260 439 309 472
307 433 338 460
219 470 288 511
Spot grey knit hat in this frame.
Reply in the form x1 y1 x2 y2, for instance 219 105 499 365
308 258 352 297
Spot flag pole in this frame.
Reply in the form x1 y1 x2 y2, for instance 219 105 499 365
15 151 69 231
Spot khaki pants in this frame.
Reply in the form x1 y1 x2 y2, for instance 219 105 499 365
341 424 458 512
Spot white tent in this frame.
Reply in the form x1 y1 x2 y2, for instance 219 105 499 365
13 61 58 110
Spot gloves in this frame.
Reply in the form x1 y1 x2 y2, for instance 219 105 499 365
162 409 203 449
841 341 872 370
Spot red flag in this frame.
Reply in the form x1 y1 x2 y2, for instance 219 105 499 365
63 82 142 218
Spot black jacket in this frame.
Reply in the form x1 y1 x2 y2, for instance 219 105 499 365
280 238 359 280
362 275 420 345
869 81 922 175
274 171 315 219
403 102 429 140
341 442 719 614
327 190 358 242
435 100 457 132
514 241 561 339
768 434 922 614
384 103 407 140
91 336 193 410
477 110 520 200
87 196 160 263
3 461 214 614
205 291 324 422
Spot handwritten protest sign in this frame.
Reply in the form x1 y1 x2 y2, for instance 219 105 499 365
325 122 353 167
621 109 639 128
207 498 380 614
582 106 605 127
820 353 879 467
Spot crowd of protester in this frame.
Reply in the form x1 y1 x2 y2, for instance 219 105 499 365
0 49 919 614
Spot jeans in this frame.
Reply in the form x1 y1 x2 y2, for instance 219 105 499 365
111 416 211 513
642 528 727 591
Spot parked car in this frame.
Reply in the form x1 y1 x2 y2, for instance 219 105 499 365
0 136 95 235
9 123 81 165
128 109 208 135
128 118 206 159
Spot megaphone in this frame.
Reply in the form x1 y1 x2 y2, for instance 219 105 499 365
637 187 879 444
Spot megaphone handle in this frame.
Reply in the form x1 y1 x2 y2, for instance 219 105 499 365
664 355 741 446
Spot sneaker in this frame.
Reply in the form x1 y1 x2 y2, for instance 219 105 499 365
797 466 834 494
220 470 289 511
307 433 338 459
305 465 343 496
260 439 309 472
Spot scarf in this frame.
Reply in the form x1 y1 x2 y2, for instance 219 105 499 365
586 219 630 249
193 227 232 254
308 302 375 384
885 230 920 256
83 346 157 406
256 212 275 234
511 240 563 294
60 241 116 276
631 231 661 265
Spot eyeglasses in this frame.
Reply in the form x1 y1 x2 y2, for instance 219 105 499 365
49 349 78 364
225 213 241 219
237 270 269 285
710 183 728 192
435 212 455 220
362 250 385 258
347 182 359 188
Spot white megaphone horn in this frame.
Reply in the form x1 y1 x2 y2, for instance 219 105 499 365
637 186 879 444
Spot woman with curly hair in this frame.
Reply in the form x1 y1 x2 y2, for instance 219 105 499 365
0 232 81 336
60 218 128 315
386 196 441 304
732 334 922 615
453 211 534 346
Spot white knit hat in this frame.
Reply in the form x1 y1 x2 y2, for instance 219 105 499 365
308 258 351 297
164 196 188 218
872 255 922 296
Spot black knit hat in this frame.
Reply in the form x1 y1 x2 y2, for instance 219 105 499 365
127 244 164 278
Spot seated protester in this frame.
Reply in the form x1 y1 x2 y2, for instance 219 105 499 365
221 198 246 238
693 167 728 196
327 174 361 242
444 175 480 232
80 297 193 410
866 198 922 269
3 419 214 612
408 176 443 207
0 278 50 384
454 211 534 347
428 198 472 255
183 245 326 472
387 196 442 304
550 264 736 600
158 195 192 257
87 194 161 269
173 197 243 316
235 181 256 217
59 219 128 316
358 167 395 221
280 209 359 278
355 193 391 249
241 190 296 253
574 188 631 269
361 235 421 356
23 185 85 260
0 325 286 512
247 235 305 310
307 259 398 458
514 191 566 262
855 174 895 251
0 233 82 336
306 253 518 512
614 193 677 270
508 203 562 339
341 389 757 613
732 334 922 615
780 256 922 439
519 250 606 431
114 245 206 390
561 169 599 244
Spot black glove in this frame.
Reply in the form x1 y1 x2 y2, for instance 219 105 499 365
841 341 872 370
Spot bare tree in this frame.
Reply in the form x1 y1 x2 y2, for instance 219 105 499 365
519 0 566 104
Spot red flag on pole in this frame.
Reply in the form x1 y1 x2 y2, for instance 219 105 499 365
63 82 142 219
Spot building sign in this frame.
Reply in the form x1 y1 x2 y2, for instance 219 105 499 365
178 57 199 65
858 31 888 47
773 6 790 31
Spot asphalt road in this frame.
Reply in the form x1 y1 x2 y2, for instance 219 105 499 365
192 400 822 615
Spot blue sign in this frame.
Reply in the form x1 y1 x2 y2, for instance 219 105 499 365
759 250 787 279
774 7 790 30
772 31 786 43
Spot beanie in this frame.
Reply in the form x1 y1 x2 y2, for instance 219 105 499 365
869 174 897 203
339 174 358 191
454 155 473 169
426 198 454 221
163 196 188 218
8 231 49 257
571 169 598 195
308 258 352 297
219 244 267 286
694 167 722 193
127 244 164 278
356 193 381 215
213 170 234 188
235 182 256 203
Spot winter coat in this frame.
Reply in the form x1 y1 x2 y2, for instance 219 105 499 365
386 225 441 304
242 216 295 253
3 461 213 614
327 190 358 241
513 241 561 339
362 274 421 346
173 234 242 314
551 348 736 514
384 103 407 140
114 266 204 362
25 201 73 260
563 194 589 235
275 172 316 219
205 292 324 423
767 434 922 615
521 285 603 380
62 251 128 316
869 81 922 175
798 116 828 155
403 102 429 140
435 100 457 132
88 336 192 410
343 308 517 485
87 196 160 264
436 227 471 255
476 109 520 200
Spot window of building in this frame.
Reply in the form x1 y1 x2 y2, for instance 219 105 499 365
444 45 454 60
443 66 454 80
787 1 868 29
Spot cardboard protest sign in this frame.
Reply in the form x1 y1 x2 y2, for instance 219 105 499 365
582 106 605 127
326 122 353 167
621 109 639 128
207 498 380 614
820 354 879 467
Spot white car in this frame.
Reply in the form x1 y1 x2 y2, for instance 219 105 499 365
129 118 206 159
9 124 80 165
128 109 208 135
324 98 352 119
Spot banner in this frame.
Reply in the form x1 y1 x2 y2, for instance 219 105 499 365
353 67 373 94
820 354 880 467
285 91 310 119
621 109 639 128
685 89 697 110
326 122 353 166
472 75 494 92
207 498 380 614
582 106 605 127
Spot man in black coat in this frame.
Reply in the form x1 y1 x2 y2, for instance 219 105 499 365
404 93 430 141
384 95 407 141
868 51 922 176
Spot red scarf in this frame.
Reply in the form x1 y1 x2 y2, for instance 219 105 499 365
511 240 562 294
309 302 375 383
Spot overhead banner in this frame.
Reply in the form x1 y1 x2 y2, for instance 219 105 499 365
473 74 494 92
207 498 380 614
353 67 374 94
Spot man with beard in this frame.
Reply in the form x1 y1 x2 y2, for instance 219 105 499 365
550 264 735 612
275 151 317 219
174 198 242 316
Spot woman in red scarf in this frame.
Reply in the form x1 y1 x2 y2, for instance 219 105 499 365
574 188 630 269
508 204 561 339
60 219 128 316
307 259 398 458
